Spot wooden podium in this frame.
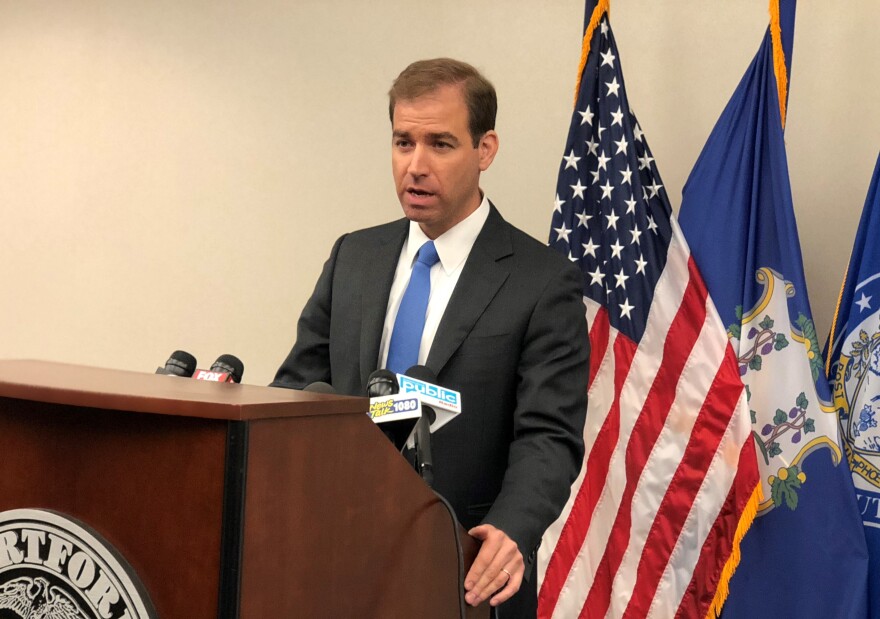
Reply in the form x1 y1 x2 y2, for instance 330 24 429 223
0 360 487 618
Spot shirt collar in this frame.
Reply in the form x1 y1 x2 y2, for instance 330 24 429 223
404 194 490 275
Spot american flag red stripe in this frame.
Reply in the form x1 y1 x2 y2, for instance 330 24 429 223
588 306 610 388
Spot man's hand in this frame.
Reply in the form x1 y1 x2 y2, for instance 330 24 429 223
464 524 524 607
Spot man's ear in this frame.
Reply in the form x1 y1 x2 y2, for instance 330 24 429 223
478 130 499 172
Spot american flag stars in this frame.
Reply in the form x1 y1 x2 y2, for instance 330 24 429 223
548 15 673 343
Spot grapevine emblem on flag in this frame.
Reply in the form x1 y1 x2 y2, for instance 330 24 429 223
729 267 840 511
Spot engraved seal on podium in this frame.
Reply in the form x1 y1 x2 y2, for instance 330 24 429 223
0 509 155 619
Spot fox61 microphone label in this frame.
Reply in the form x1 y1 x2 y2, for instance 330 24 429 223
193 370 231 382
0 509 155 619
396 375 462 414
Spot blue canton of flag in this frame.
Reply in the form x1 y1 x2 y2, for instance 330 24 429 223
548 19 671 342
827 153 880 618
679 1 869 616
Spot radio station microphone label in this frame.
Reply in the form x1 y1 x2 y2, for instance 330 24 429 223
368 395 422 422
396 375 462 414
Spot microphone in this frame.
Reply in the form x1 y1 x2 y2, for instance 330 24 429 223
303 381 336 394
211 354 244 383
367 369 420 451
367 369 399 397
193 354 245 383
404 365 437 487
155 350 197 378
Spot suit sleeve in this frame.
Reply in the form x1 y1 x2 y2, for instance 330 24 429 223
482 260 589 565
270 234 347 389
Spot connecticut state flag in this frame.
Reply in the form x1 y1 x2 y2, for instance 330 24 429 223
539 1 760 617
826 153 880 618
679 0 869 617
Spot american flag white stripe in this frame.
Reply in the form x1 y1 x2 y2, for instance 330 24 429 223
584 297 603 333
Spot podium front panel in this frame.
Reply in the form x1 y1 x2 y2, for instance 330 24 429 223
0 397 228 617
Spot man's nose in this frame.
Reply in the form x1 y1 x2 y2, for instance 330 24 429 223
407 144 429 178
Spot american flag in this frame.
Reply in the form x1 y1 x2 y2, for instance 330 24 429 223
538 3 760 618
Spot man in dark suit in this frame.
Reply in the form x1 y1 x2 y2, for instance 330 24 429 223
272 58 589 617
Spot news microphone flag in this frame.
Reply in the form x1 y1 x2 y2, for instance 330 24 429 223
679 1 869 616
540 1 759 617
825 154 880 617
395 372 461 433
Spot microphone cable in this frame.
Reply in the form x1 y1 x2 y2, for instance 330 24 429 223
431 488 467 619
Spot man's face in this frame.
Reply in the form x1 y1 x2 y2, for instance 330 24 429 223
391 84 498 239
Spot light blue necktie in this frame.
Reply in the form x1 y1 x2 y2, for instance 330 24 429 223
387 241 440 375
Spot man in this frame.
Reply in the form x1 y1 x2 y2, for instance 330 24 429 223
272 58 589 617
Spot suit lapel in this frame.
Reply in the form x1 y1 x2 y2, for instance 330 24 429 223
359 219 408 387
426 205 512 375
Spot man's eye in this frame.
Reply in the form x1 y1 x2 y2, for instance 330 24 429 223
395 140 412 148
435 142 452 149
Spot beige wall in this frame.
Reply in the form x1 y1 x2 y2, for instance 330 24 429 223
1 2 877 385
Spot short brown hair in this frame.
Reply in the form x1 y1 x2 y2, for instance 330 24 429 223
388 58 497 148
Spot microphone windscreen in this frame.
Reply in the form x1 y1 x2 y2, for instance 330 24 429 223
210 354 244 384
304 381 337 394
367 369 399 397
157 350 198 378
403 364 437 383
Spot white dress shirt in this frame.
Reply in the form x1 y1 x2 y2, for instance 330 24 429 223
378 195 491 370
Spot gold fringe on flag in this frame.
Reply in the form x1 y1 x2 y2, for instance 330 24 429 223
825 261 852 375
573 0 611 108
706 482 764 619
707 8 785 609
769 0 789 128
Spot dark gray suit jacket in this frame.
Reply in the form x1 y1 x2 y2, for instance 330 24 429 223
272 204 589 582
